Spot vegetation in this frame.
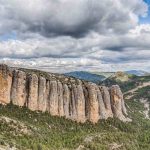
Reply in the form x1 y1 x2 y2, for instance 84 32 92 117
132 86 150 100
102 74 150 92
92 72 114 78
0 74 150 150
0 96 150 150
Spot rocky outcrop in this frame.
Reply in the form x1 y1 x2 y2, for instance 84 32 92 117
87 83 99 123
11 70 27 106
38 76 46 112
110 85 130 122
100 86 113 118
0 64 130 123
28 74 38 111
0 64 12 105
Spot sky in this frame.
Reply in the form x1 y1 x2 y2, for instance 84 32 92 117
0 0 150 73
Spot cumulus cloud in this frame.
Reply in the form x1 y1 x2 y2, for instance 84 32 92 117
0 25 150 59
0 0 149 72
0 0 148 37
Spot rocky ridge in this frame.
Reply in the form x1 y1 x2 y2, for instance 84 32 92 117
0 64 129 123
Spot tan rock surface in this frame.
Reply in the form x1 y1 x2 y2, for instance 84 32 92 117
28 74 38 111
0 64 129 123
63 84 70 118
100 86 113 118
0 64 12 104
49 81 59 116
87 83 99 123
38 76 46 112
110 85 128 121
97 87 107 119
76 84 86 122
11 70 27 106
57 81 64 116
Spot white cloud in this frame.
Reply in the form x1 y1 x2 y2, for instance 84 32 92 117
0 0 149 72
0 0 148 36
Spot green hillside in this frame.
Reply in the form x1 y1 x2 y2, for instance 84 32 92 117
0 75 150 150
101 72 150 92
92 72 114 78
0 101 150 150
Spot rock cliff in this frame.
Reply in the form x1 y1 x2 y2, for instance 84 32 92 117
0 64 129 123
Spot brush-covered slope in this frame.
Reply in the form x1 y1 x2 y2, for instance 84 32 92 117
92 72 114 78
0 80 150 150
101 71 150 92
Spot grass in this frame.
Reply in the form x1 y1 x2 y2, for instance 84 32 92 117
0 75 150 150
0 100 150 150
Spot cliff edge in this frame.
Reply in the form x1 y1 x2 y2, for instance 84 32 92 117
0 64 130 123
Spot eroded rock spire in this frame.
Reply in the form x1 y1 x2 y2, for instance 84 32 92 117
0 64 130 123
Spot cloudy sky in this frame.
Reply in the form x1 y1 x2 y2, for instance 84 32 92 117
0 0 150 73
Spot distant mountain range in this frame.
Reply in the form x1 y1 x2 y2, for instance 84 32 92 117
64 71 106 83
64 70 149 84
125 70 149 76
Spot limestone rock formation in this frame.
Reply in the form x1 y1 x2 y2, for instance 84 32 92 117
28 74 38 111
38 76 46 112
57 81 64 117
49 81 59 116
0 64 130 123
0 64 12 104
100 86 113 118
87 83 99 123
110 85 130 122
11 70 27 106
63 84 70 118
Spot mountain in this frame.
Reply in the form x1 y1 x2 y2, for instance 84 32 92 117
125 70 149 76
101 71 150 92
0 64 128 123
92 72 114 78
1 64 150 149
108 71 130 82
64 71 106 83
100 71 131 91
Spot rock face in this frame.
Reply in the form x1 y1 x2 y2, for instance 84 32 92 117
87 83 99 123
28 74 38 111
0 64 129 123
11 70 27 106
0 64 12 105
100 86 113 118
110 85 130 122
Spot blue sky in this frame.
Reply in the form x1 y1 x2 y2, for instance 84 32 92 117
140 0 150 23
0 0 150 72
0 32 17 41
